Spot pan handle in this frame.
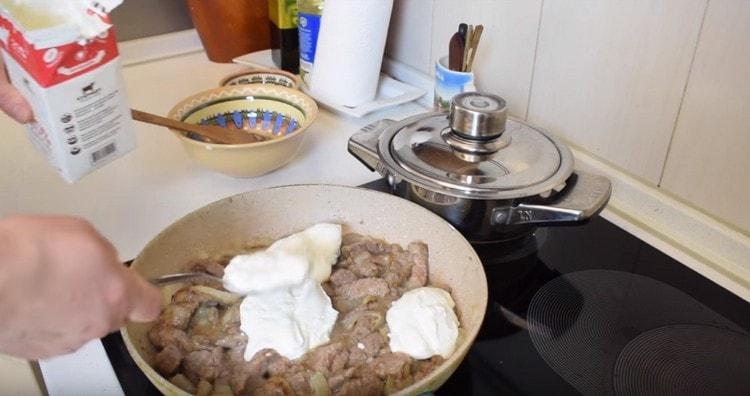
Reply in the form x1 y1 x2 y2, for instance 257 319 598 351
494 171 612 226
348 119 396 172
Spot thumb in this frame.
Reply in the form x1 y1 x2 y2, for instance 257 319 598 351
124 269 162 323
0 68 33 124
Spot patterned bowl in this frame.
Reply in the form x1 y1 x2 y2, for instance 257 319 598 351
219 69 301 90
167 85 318 177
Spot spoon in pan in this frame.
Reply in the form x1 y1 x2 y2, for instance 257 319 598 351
149 272 223 286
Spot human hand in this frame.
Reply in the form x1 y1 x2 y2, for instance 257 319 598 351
0 56 33 123
0 215 162 360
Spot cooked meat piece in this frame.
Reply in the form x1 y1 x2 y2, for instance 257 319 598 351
183 347 225 383
148 324 190 350
338 278 389 299
371 253 392 267
349 257 381 278
341 233 364 245
190 259 227 278
360 332 385 357
413 356 445 381
331 296 366 314
252 376 294 396
372 352 413 393
306 342 348 376
154 344 183 376
231 350 293 395
283 369 312 395
364 239 389 255
405 242 428 288
215 326 247 349
327 367 356 391
351 312 385 339
329 268 357 287
333 370 383 396
346 345 367 368
161 303 197 329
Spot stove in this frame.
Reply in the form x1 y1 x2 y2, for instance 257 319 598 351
102 179 750 395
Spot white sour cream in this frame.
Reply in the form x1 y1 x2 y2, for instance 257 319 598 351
223 250 309 294
386 287 459 359
268 223 342 283
221 223 342 361
239 279 338 360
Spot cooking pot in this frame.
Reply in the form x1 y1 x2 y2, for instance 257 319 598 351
121 185 487 396
348 92 612 242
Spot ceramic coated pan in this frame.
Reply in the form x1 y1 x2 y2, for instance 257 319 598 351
122 184 488 395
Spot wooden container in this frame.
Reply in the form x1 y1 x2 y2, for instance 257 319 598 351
187 0 271 63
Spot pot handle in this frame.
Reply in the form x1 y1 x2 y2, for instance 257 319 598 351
348 119 396 172
495 171 612 226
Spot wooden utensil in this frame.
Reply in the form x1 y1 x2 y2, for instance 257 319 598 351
463 25 474 71
131 109 269 145
448 31 465 71
466 25 484 72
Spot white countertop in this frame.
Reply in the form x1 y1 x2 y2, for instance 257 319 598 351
0 50 427 394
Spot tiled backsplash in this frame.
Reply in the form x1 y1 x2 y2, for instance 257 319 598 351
385 0 750 236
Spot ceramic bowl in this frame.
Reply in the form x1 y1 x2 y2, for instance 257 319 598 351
167 85 318 177
219 69 301 90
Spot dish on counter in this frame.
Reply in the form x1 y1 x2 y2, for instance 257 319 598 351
219 69 301 90
166 85 318 177
149 232 458 395
121 185 487 396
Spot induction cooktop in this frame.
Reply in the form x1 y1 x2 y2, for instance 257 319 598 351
102 179 750 395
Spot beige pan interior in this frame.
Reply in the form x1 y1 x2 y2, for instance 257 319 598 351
122 184 488 396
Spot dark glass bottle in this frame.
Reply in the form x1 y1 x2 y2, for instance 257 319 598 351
268 0 300 74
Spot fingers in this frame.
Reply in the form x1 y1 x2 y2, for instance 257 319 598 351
123 268 162 323
0 59 33 124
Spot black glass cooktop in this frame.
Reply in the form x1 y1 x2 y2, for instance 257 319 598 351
103 179 750 395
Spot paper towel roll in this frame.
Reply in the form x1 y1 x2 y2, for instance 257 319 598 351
309 0 394 107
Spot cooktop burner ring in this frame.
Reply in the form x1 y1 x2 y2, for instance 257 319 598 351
613 324 750 396
526 270 747 395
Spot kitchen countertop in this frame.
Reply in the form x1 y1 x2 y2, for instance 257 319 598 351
0 50 428 394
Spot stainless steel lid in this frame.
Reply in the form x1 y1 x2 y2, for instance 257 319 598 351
378 93 574 200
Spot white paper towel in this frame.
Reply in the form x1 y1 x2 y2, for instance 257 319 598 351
309 0 394 107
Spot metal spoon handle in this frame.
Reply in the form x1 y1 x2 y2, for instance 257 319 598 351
149 272 223 286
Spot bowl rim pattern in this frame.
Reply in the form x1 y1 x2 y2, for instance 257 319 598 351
167 84 318 149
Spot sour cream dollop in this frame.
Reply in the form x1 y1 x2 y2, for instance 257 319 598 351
221 223 342 361
239 279 337 360
222 250 309 294
386 287 459 359
268 223 342 283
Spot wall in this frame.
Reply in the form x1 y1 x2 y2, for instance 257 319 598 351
386 0 750 236
110 0 194 41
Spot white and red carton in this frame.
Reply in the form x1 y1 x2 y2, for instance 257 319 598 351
0 1 134 182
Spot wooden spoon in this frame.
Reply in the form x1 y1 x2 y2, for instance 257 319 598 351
131 109 270 145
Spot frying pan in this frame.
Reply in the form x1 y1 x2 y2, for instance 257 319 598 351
121 184 488 395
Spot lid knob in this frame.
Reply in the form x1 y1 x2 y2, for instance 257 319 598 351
450 92 507 140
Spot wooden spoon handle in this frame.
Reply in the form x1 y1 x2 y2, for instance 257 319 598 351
131 109 264 145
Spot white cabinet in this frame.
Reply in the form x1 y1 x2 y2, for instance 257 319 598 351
661 0 750 233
